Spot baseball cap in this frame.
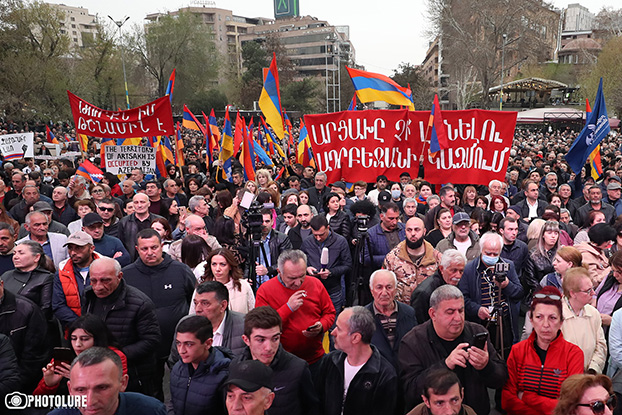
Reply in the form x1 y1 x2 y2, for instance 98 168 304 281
82 212 104 227
610 175 621 183
452 212 471 224
63 231 94 247
224 360 273 392
378 190 391 205
608 182 622 191
33 201 53 212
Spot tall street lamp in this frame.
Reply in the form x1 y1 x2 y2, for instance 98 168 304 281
109 15 130 110
500 33 507 111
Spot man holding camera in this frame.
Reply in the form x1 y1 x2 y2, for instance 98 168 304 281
457 232 523 353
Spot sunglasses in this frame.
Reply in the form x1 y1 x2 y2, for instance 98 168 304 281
98 207 114 212
533 293 561 300
576 395 616 414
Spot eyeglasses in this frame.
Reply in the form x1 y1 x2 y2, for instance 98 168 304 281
533 293 561 300
98 207 114 212
577 395 616 414
578 287 595 295
92 189 104 193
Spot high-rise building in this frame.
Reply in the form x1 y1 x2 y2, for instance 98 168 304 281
49 3 98 48
563 3 594 32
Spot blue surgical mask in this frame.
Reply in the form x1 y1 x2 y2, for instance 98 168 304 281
391 190 401 199
481 255 499 266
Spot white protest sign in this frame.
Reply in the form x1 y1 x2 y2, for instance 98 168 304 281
104 145 156 175
0 132 34 160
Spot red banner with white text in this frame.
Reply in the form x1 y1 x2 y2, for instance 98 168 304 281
303 109 517 185
67 91 174 138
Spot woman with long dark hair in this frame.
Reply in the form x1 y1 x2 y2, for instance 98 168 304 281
181 234 212 281
161 197 180 230
200 248 254 314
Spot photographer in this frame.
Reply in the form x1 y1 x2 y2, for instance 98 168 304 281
457 232 524 356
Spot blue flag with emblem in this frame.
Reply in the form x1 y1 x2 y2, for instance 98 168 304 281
565 78 610 175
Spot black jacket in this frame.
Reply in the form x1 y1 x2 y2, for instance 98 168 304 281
233 345 320 415
523 247 555 309
501 239 529 277
325 210 351 242
122 253 195 358
0 333 21 398
315 345 398 415
301 231 352 293
398 320 508 415
410 271 445 324
365 301 417 370
262 229 293 278
170 346 232 415
0 290 49 392
1 266 54 320
307 186 330 214
515 198 548 222
83 279 161 394
288 224 307 250
52 202 78 226
117 212 164 260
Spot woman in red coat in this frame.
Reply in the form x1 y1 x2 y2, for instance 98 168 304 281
503 286 584 415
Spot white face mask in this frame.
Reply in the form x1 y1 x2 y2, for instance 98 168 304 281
43 176 53 183
391 190 401 199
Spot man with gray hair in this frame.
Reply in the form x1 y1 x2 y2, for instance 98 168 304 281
410 249 466 324
188 195 215 233
168 214 221 262
67 174 89 207
18 210 68 268
399 285 507 415
256 250 335 366
82 257 161 396
540 171 559 201
48 347 166 415
306 172 329 213
315 306 398 415
365 269 416 369
458 232 523 352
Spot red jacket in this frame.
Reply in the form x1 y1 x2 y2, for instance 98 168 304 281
256 276 335 364
502 331 584 415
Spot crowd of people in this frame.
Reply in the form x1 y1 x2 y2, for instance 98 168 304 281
0 121 622 415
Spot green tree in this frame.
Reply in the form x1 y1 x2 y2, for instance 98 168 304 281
130 11 220 108
391 62 434 109
282 78 322 114
581 36 622 117
0 0 72 120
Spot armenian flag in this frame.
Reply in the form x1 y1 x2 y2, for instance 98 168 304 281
77 159 104 183
78 134 89 153
234 112 245 155
297 120 315 168
240 131 256 181
427 94 450 155
258 53 285 140
208 109 221 150
160 135 175 165
182 105 205 134
252 139 274 167
116 137 143 146
45 126 60 145
175 123 185 167
165 69 176 103
219 111 234 181
347 94 357 111
260 118 285 158
346 66 415 110
99 137 115 166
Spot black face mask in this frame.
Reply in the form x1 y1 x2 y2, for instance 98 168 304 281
406 237 424 250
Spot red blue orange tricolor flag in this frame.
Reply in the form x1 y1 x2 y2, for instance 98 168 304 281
259 53 285 140
346 66 414 110
427 94 449 155
45 126 60 145
165 69 176 103
182 105 206 134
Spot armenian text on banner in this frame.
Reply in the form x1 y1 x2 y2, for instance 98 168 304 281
68 91 174 138
0 132 34 159
104 145 157 175
303 109 517 185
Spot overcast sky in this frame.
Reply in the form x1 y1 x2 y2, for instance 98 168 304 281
49 0 616 75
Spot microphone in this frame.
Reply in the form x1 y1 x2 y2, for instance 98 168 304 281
320 247 329 271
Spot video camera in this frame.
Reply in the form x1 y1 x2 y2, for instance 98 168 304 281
355 214 370 233
239 190 274 241
494 261 510 283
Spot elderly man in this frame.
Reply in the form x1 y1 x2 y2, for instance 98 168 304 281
576 185 617 228
82 257 161 396
17 211 68 268
231 306 320 415
4 171 27 208
383 217 437 303
122 229 195 401
51 186 78 226
117 193 163 260
436 212 480 262
365 270 417 369
169 214 221 262
307 172 330 213
188 195 215 233
410 249 466 324
540 172 559 201
485 179 510 206
67 175 90 207
365 202 406 270
224 360 275 415
48 347 166 415
316 306 398 415
399 285 507 415
256 250 335 367
402 197 420 222
17 200 69 238
458 232 524 352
